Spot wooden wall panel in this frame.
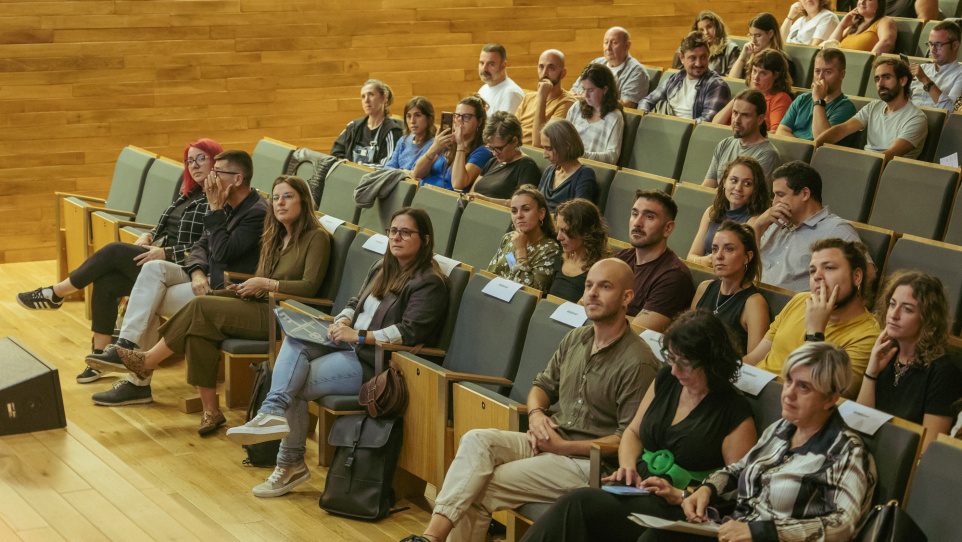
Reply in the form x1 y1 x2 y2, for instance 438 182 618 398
0 0 790 263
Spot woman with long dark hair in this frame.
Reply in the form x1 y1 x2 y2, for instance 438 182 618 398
728 13 794 80
414 95 492 191
550 198 611 303
565 63 624 165
672 11 741 76
384 96 437 173
487 185 562 292
713 49 793 130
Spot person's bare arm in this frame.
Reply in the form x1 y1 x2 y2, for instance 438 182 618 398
776 124 796 137
690 280 711 311
742 337 773 366
920 414 953 453
872 17 897 55
712 99 734 125
915 0 939 23
814 116 863 147
720 417 757 465
620 100 638 109
531 81 554 149
741 293 771 354
882 138 917 164
687 208 713 266
632 310 671 332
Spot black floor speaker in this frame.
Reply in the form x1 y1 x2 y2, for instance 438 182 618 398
0 336 67 436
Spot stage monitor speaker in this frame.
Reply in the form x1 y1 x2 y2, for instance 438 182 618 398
0 336 67 436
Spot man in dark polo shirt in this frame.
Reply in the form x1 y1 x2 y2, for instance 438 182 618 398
615 189 694 332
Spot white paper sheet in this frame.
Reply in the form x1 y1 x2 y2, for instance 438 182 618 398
940 152 959 168
481 276 524 302
362 233 389 255
433 254 461 277
838 400 893 436
629 514 719 535
550 302 589 328
639 329 665 362
734 363 779 396
318 214 345 235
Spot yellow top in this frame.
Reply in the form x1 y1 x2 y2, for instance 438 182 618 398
839 18 881 52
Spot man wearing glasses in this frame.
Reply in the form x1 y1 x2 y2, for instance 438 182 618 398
87 150 268 407
516 49 577 147
910 21 962 111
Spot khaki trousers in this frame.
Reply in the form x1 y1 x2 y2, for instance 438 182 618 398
434 428 590 542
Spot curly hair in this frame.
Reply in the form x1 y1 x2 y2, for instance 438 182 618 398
577 63 622 118
445 95 488 165
709 156 770 223
873 271 949 367
555 198 611 271
511 184 557 239
662 308 743 392
746 49 793 95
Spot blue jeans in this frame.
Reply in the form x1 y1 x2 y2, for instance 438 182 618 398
259 337 364 467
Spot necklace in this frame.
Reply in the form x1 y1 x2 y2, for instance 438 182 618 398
893 358 912 387
714 284 743 314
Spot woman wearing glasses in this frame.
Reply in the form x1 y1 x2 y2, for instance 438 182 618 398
565 63 624 165
521 310 757 542
487 185 562 292
414 95 492 191
225 207 449 498
465 111 542 207
16 138 221 384
330 79 404 168
86 175 332 437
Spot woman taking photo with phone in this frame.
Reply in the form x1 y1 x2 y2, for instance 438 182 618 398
414 95 492 191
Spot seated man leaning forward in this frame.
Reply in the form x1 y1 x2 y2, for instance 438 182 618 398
815 57 928 162
516 49 577 147
703 89 780 189
400 258 661 542
776 48 858 146
570 26 650 109
744 238 880 398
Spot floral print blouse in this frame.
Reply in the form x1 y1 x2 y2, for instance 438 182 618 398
485 232 561 292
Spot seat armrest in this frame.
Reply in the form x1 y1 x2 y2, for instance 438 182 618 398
224 271 255 285
589 442 621 488
457 381 517 406
115 220 157 231
56 192 106 204
443 372 512 386
94 209 137 220
277 298 332 319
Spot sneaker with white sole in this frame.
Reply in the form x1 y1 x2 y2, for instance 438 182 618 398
16 287 63 310
253 462 310 498
226 413 291 445
91 380 153 406
76 366 106 384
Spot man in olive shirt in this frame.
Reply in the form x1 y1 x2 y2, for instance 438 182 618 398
410 259 660 542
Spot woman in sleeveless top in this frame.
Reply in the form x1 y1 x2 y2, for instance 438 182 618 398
829 0 896 54
691 221 770 354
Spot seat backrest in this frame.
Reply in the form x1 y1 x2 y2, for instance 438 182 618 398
892 17 924 56
251 138 296 195
722 77 747 96
617 110 643 169
668 182 716 257
745 380 784 437
331 230 385 314
840 49 875 97
605 169 675 243
679 122 731 184
317 162 364 225
918 106 946 163
885 234 962 334
868 158 959 240
917 19 940 55
811 144 884 223
436 266 471 351
583 159 617 213
687 262 714 289
768 133 815 166
356 179 418 233
520 145 550 176
315 223 358 303
410 184 464 257
627 113 694 179
784 43 819 87
729 36 748 50
942 183 962 246
851 221 893 291
133 157 184 224
450 200 511 270
105 146 156 214
906 438 962 540
645 67 662 94
758 283 795 321
508 297 581 403
934 110 962 165
859 417 922 505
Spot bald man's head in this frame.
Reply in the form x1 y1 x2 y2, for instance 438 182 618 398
582 258 635 323
604 27 632 66
537 49 568 85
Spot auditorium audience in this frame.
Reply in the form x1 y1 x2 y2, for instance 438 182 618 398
537 119 597 212
671 11 741 77
566 63 624 165
816 58 927 162
227 207 448 497
520 309 757 542
384 97 436 173
689 156 768 266
403 258 659 542
464 112 541 207
780 0 839 46
909 21 962 112
728 13 795 82
857 271 962 453
330 79 403 167
414 95 492 191
839 0 937 23
703 90 780 189
712 50 793 131
570 26 649 108
517 49 577 147
477 43 525 115
487 185 562 292
615 190 694 331
639 32 731 124
777 48 858 146
549 198 611 303
87 175 330 435
745 238 880 398
829 0 896 55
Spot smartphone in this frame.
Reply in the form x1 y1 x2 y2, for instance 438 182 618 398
602 485 650 496
440 112 454 133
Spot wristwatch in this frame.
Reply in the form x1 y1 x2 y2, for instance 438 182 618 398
813 99 827 107
682 489 693 499
357 330 367 344
805 332 826 342
923 82 935 92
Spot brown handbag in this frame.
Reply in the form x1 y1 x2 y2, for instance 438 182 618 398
358 365 409 418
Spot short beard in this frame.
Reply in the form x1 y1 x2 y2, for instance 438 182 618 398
833 281 861 310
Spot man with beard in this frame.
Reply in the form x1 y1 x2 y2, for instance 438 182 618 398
753 161 867 293
401 259 659 542
516 49 577 147
909 21 962 111
639 31 730 123
569 26 649 108
777 48 858 146
815 58 927 162
744 238 880 398
613 190 693 332
477 43 525 115
702 89 781 188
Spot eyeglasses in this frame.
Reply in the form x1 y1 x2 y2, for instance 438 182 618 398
486 142 511 153
662 350 693 369
453 113 475 122
213 169 239 178
272 193 297 202
926 41 953 50
386 227 419 240
184 155 208 166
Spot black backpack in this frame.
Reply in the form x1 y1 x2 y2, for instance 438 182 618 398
241 361 281 468
319 414 403 521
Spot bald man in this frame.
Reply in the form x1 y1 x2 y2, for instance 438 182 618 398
405 259 660 542
570 27 650 108
516 49 578 147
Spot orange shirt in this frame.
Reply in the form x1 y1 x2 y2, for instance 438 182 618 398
766 92 793 131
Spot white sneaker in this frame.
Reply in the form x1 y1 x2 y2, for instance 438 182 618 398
253 462 310 498
226 412 290 445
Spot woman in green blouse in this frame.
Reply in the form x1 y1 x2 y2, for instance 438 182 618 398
486 184 562 292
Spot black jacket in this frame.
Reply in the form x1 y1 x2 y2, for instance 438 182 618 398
330 116 403 168
183 190 268 289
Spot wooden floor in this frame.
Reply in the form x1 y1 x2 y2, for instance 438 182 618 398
0 260 435 542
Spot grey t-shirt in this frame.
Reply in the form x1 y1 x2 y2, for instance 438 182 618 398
706 136 780 183
853 100 928 160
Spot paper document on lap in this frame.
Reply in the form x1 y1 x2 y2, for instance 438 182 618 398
274 307 339 347
629 514 719 535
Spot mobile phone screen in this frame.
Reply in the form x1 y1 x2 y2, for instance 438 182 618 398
602 485 650 496
440 112 454 133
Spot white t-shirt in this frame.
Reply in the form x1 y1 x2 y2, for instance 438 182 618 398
853 100 928 160
478 77 526 115
669 76 698 119
787 9 839 45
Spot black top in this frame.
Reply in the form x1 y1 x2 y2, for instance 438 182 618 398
472 156 542 200
875 350 962 424
157 190 202 243
695 281 760 355
637 366 753 481
538 164 597 212
184 190 268 289
549 267 588 303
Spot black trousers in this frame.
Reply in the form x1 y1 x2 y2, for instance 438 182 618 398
69 242 149 335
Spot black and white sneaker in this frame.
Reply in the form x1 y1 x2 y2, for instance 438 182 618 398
77 366 106 384
92 381 153 406
17 287 63 310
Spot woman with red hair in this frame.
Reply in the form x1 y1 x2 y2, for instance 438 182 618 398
16 138 222 384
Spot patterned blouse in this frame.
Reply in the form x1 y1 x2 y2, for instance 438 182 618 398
485 232 561 292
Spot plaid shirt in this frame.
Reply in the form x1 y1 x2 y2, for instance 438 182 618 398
148 192 209 266
639 68 731 123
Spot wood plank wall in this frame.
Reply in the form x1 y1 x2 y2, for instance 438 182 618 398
0 0 791 263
